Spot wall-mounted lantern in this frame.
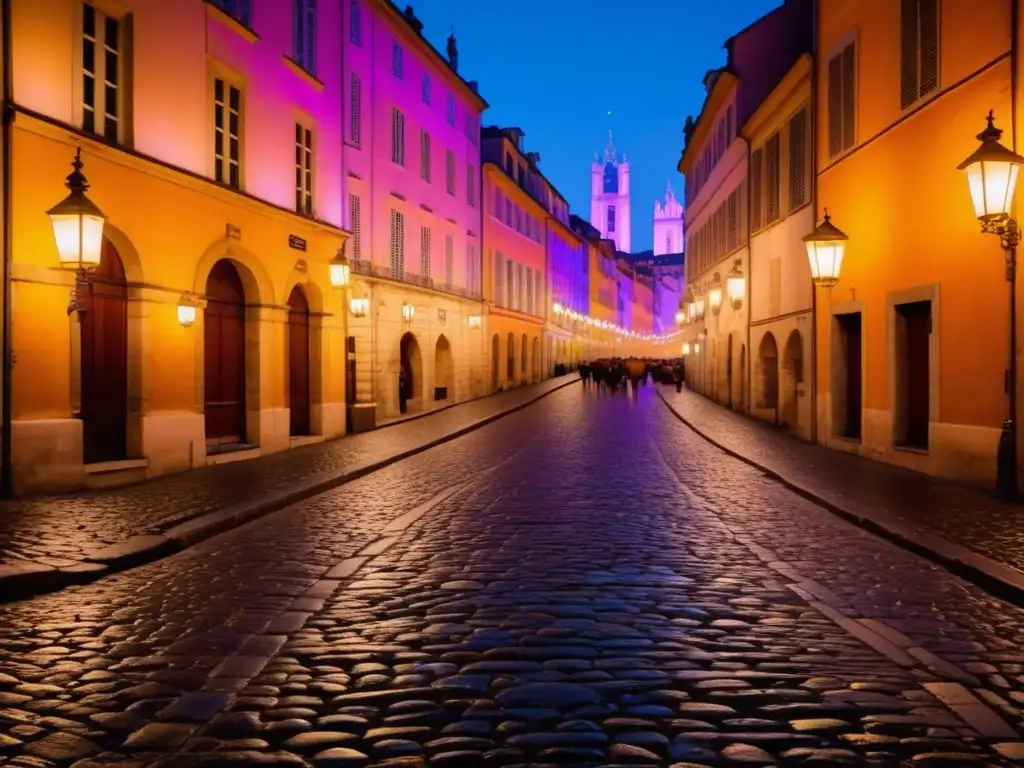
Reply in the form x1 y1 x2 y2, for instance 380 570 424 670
349 297 369 318
727 260 746 310
177 292 204 327
401 302 416 323
803 209 849 289
329 245 351 288
467 313 482 328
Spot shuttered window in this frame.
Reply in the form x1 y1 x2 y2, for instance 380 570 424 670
391 108 405 166
349 194 361 258
389 209 404 278
765 131 781 225
419 226 431 280
828 42 856 158
901 0 939 110
349 74 361 146
788 107 809 212
495 251 505 306
420 130 430 182
750 148 764 231
444 234 453 290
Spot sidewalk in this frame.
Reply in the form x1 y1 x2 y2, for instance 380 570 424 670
0 376 577 600
658 385 1024 605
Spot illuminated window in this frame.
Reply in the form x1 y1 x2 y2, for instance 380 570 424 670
293 0 316 74
213 77 242 189
82 3 129 143
295 122 313 216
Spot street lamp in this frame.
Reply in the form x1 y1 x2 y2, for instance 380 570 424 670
803 210 849 289
708 273 723 316
177 292 204 328
467 313 482 328
675 308 686 326
958 110 1024 499
329 244 351 289
401 302 416 323
48 148 107 314
682 341 691 356
727 260 746 310
349 296 369 318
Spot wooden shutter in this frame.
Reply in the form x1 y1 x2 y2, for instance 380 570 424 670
751 148 763 230
827 53 843 158
900 0 919 109
789 108 807 212
919 0 939 97
766 132 780 224
842 43 856 151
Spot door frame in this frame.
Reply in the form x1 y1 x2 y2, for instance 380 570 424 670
887 285 940 450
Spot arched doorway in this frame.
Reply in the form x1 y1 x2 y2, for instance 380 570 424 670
491 334 500 392
758 332 779 423
506 332 515 384
531 337 540 382
205 260 247 445
434 335 453 401
287 286 311 436
781 330 803 428
399 332 421 414
520 333 528 382
80 238 128 464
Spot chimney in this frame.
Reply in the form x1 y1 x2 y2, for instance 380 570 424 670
468 80 479 92
402 6 424 34
446 27 459 72
527 151 541 166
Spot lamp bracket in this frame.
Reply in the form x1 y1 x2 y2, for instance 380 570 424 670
981 216 1022 250
66 267 90 316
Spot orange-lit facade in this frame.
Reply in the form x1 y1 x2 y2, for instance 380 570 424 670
8 0 348 494
815 0 1014 483
481 128 548 389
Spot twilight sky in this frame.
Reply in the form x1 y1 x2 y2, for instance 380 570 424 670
410 0 781 252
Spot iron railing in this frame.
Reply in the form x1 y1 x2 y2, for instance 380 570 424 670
352 259 482 301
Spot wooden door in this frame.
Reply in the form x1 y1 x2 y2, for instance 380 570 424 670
904 302 931 448
80 240 128 464
841 313 863 440
288 287 311 436
204 260 246 443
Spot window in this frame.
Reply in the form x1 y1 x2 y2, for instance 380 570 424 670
420 226 432 280
789 107 809 212
349 194 362 258
494 189 503 221
295 123 313 216
467 164 475 206
446 150 455 195
607 206 615 234
392 42 403 78
293 0 316 74
82 3 127 143
901 0 939 109
213 77 242 188
505 198 512 224
495 251 505 306
526 268 534 315
516 263 524 311
391 108 405 166
467 243 478 294
444 234 454 290
827 42 856 158
447 94 455 126
506 260 515 309
349 74 361 146
505 152 513 176
210 0 251 26
667 232 673 252
765 131 780 225
350 0 362 45
420 131 431 182
389 209 405 278
750 148 763 230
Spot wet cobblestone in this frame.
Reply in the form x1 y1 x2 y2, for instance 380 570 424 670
0 379 570 571
0 384 1022 766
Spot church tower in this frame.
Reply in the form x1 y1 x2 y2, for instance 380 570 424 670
653 181 684 255
591 131 631 252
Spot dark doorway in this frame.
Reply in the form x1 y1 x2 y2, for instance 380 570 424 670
758 333 779 423
80 239 128 464
399 332 419 412
835 312 863 440
896 300 931 449
506 332 515 384
204 260 247 444
491 334 500 392
345 336 357 406
726 334 734 409
288 286 311 436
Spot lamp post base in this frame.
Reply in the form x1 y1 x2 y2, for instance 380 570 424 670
996 418 1019 501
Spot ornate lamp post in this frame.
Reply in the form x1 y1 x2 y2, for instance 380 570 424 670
802 210 848 289
708 273 723 316
47 149 107 314
329 244 351 289
958 111 1024 498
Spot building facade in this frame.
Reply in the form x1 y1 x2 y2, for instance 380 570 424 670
814 0 1014 484
744 53 814 440
342 2 486 425
9 0 349 494
591 132 631 252
653 183 684 256
481 127 548 390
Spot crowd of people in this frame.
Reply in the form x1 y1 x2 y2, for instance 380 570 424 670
578 358 686 393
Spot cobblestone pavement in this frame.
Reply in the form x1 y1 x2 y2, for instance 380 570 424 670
660 386 1024 577
0 378 571 571
2 385 1024 766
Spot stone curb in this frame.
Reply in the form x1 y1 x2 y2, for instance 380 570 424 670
0 378 580 604
657 388 1024 609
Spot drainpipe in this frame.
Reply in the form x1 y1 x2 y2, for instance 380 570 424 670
810 11 820 445
1 0 13 499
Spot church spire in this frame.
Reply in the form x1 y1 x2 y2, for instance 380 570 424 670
665 180 675 201
603 130 617 165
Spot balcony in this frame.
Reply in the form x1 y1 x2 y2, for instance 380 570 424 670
352 259 482 301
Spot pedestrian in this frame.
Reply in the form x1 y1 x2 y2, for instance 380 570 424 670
673 361 685 393
580 362 591 388
398 367 408 415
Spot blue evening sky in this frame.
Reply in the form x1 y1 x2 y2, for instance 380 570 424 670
411 0 781 252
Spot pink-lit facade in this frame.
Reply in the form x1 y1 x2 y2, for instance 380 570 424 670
342 1 487 423
7 0 350 493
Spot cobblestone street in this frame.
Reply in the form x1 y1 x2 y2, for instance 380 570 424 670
2 383 1024 766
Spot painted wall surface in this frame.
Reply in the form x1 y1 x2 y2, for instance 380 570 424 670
547 221 587 316
815 0 1013 483
9 0 349 493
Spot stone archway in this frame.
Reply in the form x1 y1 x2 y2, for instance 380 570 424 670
399 332 422 414
781 330 803 428
435 334 454 401
757 332 779 422
204 259 249 446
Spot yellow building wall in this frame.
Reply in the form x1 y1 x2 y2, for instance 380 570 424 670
815 0 1013 482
